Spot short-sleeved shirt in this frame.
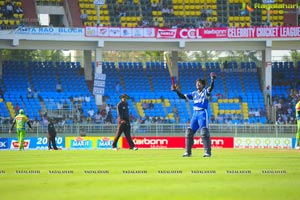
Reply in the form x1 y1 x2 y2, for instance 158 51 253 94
117 101 129 122
48 122 57 136
13 114 29 130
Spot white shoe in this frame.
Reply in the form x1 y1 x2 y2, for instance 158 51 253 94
112 147 119 150
296 146 300 149
130 147 138 150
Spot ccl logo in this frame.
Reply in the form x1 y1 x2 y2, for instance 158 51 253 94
240 2 254 16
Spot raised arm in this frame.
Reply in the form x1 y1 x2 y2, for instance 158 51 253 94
171 84 186 99
208 72 216 93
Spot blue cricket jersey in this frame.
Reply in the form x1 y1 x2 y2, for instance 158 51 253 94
185 88 210 110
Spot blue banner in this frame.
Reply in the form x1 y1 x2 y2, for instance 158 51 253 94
5 137 65 150
0 138 8 149
96 137 113 149
69 138 93 149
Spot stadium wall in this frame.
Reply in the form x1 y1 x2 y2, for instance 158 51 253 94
0 136 295 150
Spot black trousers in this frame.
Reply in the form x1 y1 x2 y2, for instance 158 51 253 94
112 122 135 149
48 134 58 150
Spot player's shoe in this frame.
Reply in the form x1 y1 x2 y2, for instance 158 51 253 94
295 146 300 150
112 147 119 150
130 147 138 150
203 153 211 157
182 152 191 157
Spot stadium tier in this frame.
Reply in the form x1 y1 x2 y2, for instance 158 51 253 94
0 0 298 30
0 60 272 124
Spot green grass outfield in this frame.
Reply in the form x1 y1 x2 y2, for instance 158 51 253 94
0 148 299 200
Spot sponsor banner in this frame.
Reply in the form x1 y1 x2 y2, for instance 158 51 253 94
121 28 133 37
96 137 121 149
15 27 84 36
122 137 234 148
93 86 105 95
30 137 65 150
94 0 105 5
88 27 156 38
0 138 8 149
9 138 31 150
132 28 144 37
156 28 177 39
234 137 292 149
200 28 227 38
66 137 119 149
85 26 300 39
6 137 65 150
66 137 94 149
227 27 300 38
176 28 202 39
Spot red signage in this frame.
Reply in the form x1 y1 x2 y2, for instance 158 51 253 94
122 137 234 149
11 140 30 149
86 26 300 39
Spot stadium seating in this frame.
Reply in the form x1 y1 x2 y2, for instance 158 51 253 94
1 60 96 120
1 59 272 124
7 0 296 28
39 0 298 28
0 0 23 30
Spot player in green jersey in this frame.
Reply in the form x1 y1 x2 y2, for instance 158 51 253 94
9 109 32 150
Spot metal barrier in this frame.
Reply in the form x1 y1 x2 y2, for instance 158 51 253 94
0 123 296 138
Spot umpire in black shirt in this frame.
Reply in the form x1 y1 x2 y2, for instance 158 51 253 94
48 118 58 150
112 94 138 150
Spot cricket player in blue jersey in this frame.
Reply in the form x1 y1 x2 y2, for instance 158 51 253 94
172 72 216 157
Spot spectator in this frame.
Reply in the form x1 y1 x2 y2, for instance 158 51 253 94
63 100 69 110
94 111 101 123
206 6 213 17
79 94 84 102
161 5 169 17
56 81 62 92
106 109 113 124
80 127 86 137
87 108 95 119
142 101 148 110
114 4 120 16
33 89 39 99
14 5 23 14
57 101 63 111
142 18 150 27
5 2 14 19
149 101 154 109
119 6 126 17
80 10 88 24
151 1 158 11
115 81 120 93
152 17 159 27
168 6 174 17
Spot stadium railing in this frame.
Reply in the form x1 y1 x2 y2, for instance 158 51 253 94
0 124 296 138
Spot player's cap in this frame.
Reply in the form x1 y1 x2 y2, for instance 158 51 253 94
19 109 24 114
119 94 130 99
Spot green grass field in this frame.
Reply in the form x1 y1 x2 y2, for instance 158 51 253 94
0 148 299 200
